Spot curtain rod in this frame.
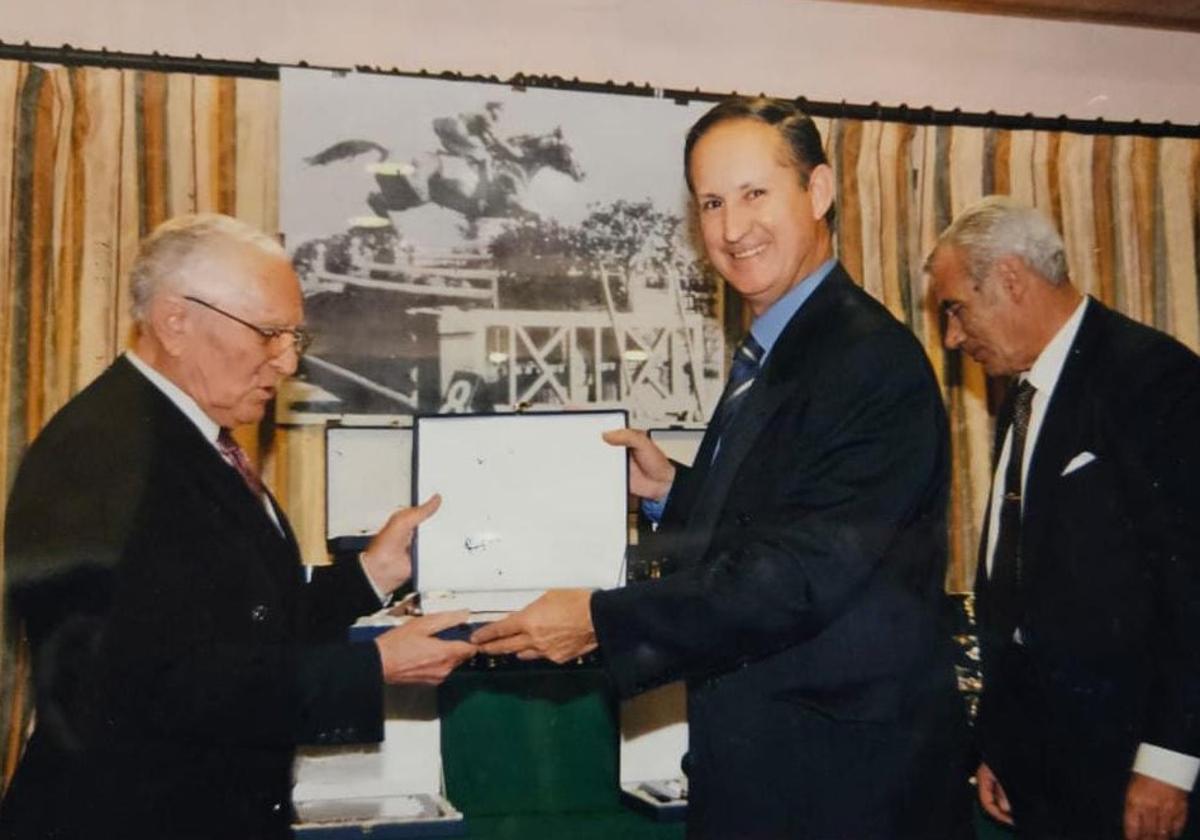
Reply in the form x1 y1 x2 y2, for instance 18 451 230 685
2 39 1197 140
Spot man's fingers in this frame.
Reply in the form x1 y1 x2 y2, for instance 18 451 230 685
443 641 478 662
397 494 442 531
470 615 523 644
993 780 1012 819
977 764 1015 826
375 494 442 545
408 609 471 636
602 427 646 449
1170 805 1188 838
979 788 1014 826
1124 803 1145 840
1125 774 1189 840
476 634 534 656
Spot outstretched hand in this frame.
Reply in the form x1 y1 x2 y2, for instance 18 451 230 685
374 609 476 685
360 494 442 596
471 590 597 664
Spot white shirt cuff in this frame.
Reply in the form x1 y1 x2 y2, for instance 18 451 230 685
1133 743 1199 792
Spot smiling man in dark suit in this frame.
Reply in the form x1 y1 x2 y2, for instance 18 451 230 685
927 196 1200 840
0 214 475 840
474 97 971 839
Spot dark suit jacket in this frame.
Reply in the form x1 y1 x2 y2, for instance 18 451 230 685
592 265 970 839
976 298 1200 837
0 357 385 840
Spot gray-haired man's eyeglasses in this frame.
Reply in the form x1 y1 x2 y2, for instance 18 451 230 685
183 295 312 355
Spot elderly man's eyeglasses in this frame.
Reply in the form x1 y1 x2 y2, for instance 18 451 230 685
183 295 312 355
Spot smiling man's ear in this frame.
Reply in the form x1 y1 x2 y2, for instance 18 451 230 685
807 163 835 222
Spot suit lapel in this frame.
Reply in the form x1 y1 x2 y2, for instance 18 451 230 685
682 267 850 548
1019 299 1106 569
117 358 298 559
684 377 797 546
266 489 303 558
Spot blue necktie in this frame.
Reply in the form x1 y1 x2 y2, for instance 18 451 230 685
712 334 764 440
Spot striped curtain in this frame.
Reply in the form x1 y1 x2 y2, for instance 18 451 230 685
1 60 1198 788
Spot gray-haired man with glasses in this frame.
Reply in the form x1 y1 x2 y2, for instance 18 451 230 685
0 214 474 839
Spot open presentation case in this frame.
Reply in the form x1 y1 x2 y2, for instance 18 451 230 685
330 412 626 650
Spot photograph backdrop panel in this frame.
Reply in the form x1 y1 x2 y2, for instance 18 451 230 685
279 70 725 427
1 57 1197 792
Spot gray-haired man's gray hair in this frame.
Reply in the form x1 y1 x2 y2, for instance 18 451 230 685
929 195 1068 287
129 214 287 322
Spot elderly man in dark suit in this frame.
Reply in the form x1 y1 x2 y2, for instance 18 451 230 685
927 196 1200 840
0 214 476 840
474 97 971 839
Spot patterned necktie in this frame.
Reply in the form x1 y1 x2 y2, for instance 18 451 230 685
712 334 765 440
990 379 1037 641
217 428 264 497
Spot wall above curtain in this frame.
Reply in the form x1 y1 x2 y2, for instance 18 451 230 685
825 0 1200 32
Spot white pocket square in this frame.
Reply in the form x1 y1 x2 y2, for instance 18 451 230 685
1061 451 1097 476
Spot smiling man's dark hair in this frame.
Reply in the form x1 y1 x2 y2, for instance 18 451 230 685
684 96 836 229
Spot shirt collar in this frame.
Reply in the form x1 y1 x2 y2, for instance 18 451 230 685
1024 295 1089 395
124 350 222 447
750 257 837 361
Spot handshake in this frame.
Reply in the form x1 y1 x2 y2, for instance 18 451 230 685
371 586 598 686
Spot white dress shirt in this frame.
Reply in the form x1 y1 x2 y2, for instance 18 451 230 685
981 299 1198 792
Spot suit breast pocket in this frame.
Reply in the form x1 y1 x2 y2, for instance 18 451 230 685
1056 455 1121 518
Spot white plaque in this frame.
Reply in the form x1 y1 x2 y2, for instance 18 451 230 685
413 411 628 613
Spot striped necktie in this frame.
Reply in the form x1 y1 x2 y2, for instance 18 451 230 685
217 428 264 497
712 334 764 439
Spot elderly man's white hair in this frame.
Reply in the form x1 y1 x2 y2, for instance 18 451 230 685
129 214 287 322
932 195 1068 287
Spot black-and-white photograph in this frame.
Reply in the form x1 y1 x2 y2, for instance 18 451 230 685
279 69 723 425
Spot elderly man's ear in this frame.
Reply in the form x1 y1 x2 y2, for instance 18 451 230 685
994 255 1034 304
147 296 189 357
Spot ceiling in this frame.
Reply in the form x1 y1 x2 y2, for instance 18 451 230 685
825 0 1200 32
